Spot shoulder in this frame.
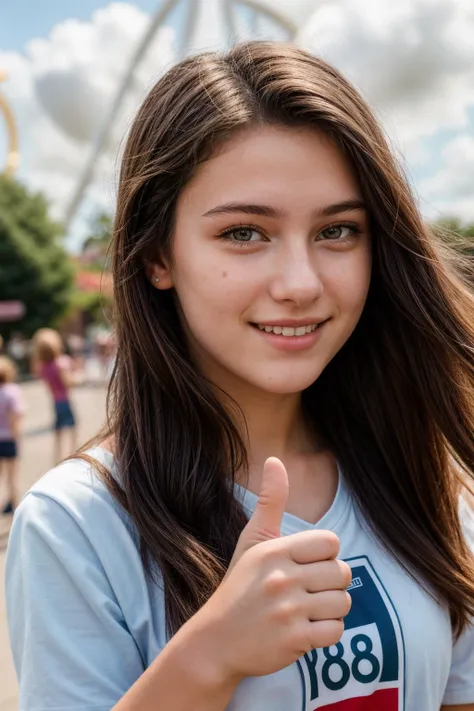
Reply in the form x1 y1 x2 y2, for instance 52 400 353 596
27 449 109 499
7 449 145 624
12 383 24 402
6 451 154 708
3 383 22 400
57 354 72 370
14 448 137 548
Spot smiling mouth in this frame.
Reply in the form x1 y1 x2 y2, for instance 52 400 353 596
250 322 327 337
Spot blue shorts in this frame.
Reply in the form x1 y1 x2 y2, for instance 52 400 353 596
0 440 17 458
54 400 76 430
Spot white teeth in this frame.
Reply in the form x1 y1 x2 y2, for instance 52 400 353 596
256 323 319 335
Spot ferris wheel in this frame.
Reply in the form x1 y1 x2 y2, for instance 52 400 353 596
64 0 326 229
0 70 19 175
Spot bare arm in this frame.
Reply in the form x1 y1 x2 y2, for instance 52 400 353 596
441 705 474 710
57 360 74 389
7 410 22 440
113 616 239 711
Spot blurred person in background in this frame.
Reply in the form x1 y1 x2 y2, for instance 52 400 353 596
31 328 78 464
6 332 29 377
0 355 25 514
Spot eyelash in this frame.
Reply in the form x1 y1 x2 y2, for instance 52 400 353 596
218 223 265 247
217 222 363 246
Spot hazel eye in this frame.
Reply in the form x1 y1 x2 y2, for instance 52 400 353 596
319 225 354 241
219 226 264 243
229 227 261 242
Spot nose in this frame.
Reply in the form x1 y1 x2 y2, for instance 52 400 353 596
269 243 323 307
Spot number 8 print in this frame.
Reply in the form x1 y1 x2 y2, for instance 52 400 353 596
297 556 406 710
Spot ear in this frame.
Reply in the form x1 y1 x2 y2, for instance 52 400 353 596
145 258 173 290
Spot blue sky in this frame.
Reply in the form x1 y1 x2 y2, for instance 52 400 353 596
0 0 158 51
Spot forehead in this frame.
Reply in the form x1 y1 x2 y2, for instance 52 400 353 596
179 124 362 215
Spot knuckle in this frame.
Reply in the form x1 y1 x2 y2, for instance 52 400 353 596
333 590 352 617
263 569 292 597
250 536 276 557
319 530 340 559
323 619 345 647
339 561 352 588
344 590 353 615
272 599 299 624
246 538 278 567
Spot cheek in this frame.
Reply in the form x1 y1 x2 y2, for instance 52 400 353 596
175 247 259 314
325 249 372 318
172 262 252 343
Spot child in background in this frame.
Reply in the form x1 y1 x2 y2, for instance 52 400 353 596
0 356 25 514
31 328 77 465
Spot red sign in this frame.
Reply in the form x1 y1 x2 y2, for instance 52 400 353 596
0 300 26 321
76 271 113 294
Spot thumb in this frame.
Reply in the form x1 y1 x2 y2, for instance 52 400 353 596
248 457 289 542
230 457 289 571
224 457 289 579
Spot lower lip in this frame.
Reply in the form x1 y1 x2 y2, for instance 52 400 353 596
252 323 328 352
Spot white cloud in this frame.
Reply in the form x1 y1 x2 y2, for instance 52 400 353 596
419 133 474 220
296 0 474 159
1 0 474 246
250 0 329 30
0 2 175 244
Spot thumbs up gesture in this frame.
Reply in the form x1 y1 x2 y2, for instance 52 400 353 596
193 458 352 682
226 456 290 568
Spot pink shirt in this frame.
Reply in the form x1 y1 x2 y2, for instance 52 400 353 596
40 356 72 403
0 383 25 441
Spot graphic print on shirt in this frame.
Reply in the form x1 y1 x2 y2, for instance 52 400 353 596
297 556 406 710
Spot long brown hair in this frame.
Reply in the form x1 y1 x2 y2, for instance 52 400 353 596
86 41 474 638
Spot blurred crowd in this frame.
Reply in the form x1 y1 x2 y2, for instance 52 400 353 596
0 327 116 517
0 328 116 384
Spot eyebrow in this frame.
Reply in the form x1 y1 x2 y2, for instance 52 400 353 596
202 199 367 219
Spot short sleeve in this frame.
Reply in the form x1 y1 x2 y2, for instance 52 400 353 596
442 497 474 705
6 491 145 711
442 622 474 705
7 384 25 415
58 354 73 372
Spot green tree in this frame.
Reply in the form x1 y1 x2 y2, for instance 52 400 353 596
0 175 74 339
431 216 474 257
81 210 113 270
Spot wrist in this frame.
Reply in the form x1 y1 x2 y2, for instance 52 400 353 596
171 607 243 692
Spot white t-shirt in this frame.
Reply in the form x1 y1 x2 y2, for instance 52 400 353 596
6 447 474 711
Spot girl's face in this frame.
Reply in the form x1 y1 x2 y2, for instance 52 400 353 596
157 125 372 396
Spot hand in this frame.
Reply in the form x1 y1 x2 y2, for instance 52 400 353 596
193 457 352 681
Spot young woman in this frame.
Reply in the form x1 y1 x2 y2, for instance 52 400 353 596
0 355 25 513
6 42 474 711
31 328 78 464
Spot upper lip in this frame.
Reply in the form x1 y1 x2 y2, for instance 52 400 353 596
252 318 330 327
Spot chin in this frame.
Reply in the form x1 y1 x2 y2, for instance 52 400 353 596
253 368 325 395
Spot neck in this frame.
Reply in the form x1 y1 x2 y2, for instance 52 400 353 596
220 381 319 479
224 383 338 524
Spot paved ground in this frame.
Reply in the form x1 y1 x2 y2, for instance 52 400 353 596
0 376 107 711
